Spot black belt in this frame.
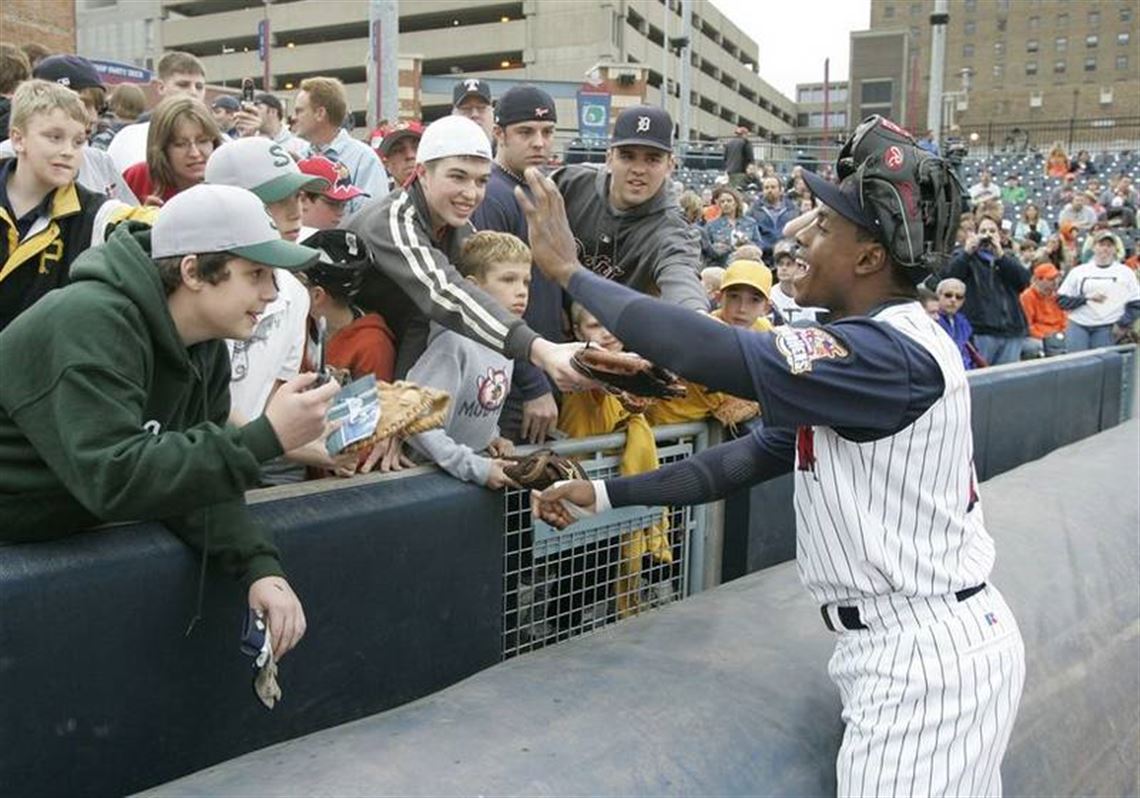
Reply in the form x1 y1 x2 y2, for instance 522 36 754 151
821 583 986 632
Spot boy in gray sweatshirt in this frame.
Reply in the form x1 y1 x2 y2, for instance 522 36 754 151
405 231 530 488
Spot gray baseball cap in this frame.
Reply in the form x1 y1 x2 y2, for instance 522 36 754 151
204 137 328 204
151 184 319 271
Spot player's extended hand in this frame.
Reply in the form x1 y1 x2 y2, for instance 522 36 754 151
515 167 581 287
520 393 558 444
530 480 597 529
264 373 342 453
529 339 597 393
247 576 306 660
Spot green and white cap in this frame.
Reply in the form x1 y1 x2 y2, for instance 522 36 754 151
204 137 329 203
152 184 319 271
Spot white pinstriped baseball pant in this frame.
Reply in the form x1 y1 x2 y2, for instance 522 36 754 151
826 585 1025 798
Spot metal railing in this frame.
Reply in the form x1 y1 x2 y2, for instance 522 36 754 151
944 116 1140 160
501 422 711 660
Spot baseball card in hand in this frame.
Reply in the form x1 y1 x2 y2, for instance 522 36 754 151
325 375 381 455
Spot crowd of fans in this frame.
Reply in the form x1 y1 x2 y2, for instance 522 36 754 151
685 128 1140 367
0 40 1137 657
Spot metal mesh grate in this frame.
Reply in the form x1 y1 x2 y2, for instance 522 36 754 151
501 429 702 660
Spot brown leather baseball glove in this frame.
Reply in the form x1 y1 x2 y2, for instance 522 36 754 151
711 395 760 431
502 448 588 491
571 345 687 400
343 381 451 454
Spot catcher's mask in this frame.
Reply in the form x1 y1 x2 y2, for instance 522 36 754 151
298 229 373 301
803 115 966 281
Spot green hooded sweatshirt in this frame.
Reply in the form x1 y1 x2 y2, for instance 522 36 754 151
0 223 285 585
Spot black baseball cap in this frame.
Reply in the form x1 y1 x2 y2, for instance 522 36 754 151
453 78 492 107
299 229 372 299
496 85 557 127
610 105 672 152
803 171 877 232
254 92 283 114
212 95 240 112
33 54 104 91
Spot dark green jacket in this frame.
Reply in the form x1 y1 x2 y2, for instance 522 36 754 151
0 223 285 585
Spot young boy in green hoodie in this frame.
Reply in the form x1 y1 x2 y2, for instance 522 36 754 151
0 183 340 659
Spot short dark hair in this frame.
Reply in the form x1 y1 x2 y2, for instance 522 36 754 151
154 252 234 296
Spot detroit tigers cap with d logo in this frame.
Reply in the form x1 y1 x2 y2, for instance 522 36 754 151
205 138 329 204
610 105 673 152
152 184 319 271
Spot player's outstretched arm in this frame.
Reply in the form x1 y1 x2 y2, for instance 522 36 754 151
533 429 794 528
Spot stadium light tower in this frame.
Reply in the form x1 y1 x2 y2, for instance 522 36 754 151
927 0 949 143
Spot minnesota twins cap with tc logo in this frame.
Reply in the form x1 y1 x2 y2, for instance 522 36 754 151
610 105 673 152
495 85 558 127
452 77 492 106
205 137 329 204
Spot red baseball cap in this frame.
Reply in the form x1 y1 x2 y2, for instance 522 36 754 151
297 156 366 202
371 120 425 157
1032 263 1059 280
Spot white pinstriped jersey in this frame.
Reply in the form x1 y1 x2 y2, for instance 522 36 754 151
794 302 994 605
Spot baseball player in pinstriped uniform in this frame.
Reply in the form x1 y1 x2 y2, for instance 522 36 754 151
523 116 1025 797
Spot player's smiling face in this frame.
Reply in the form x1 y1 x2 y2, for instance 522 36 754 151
788 206 863 313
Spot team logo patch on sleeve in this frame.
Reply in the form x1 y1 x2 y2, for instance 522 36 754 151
773 327 850 374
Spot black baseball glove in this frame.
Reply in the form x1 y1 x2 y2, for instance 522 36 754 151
571 345 687 400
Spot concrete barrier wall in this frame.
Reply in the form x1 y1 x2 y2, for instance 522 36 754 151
0 471 503 796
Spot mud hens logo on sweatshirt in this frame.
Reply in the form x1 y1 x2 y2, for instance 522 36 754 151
459 367 510 418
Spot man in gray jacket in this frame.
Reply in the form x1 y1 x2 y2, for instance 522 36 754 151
551 105 707 313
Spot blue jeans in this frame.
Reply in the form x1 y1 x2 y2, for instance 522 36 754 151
1066 322 1114 352
974 334 1023 366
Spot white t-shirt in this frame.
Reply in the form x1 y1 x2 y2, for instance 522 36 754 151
226 269 310 421
106 121 149 173
968 182 1001 205
1058 260 1140 327
770 283 823 324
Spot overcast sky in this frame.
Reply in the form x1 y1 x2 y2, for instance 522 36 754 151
714 0 872 100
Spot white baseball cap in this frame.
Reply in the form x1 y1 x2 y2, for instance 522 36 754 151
204 137 328 204
415 115 492 164
152 184 319 271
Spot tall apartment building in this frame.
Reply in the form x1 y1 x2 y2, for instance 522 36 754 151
75 0 795 141
852 0 1140 135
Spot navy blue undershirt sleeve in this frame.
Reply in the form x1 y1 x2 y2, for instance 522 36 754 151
567 268 945 439
567 268 756 398
606 427 794 509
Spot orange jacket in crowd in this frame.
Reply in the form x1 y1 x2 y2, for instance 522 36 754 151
1019 286 1067 338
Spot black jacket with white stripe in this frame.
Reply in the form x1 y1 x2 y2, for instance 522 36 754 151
345 179 540 378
